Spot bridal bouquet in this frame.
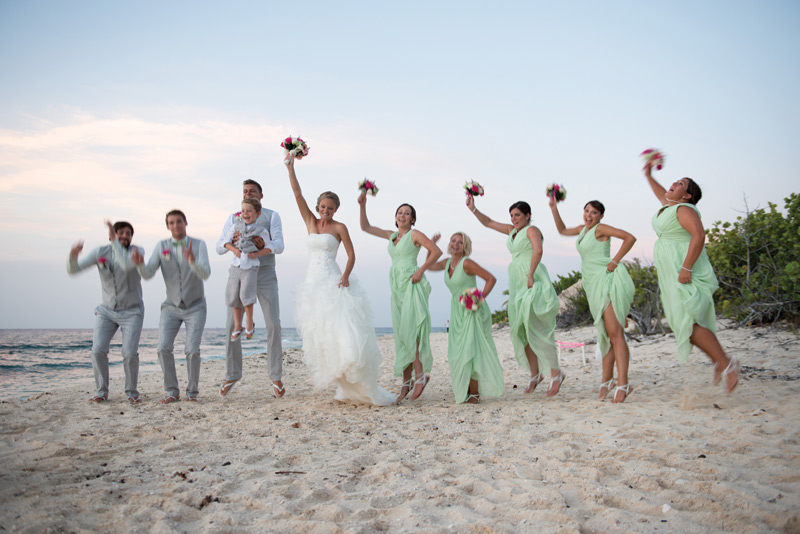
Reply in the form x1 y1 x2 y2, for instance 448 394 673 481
464 180 485 198
459 287 484 312
640 148 665 170
546 183 567 202
281 136 310 163
358 178 379 196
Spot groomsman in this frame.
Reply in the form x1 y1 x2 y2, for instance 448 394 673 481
217 179 285 398
67 221 145 404
127 210 211 403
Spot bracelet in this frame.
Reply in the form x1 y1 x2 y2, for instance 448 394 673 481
471 208 476 213
681 266 692 272
610 260 618 265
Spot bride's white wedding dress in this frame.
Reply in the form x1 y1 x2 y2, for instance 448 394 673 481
294 233 395 406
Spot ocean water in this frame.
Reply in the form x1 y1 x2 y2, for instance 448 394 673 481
0 327 402 401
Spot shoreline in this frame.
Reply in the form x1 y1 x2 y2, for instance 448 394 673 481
1 324 799 532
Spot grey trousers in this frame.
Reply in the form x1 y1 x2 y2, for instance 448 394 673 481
91 304 144 399
225 265 282 382
158 299 207 398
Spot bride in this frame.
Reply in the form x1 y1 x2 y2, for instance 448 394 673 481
285 153 395 406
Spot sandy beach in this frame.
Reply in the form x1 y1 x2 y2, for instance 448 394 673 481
1 323 798 533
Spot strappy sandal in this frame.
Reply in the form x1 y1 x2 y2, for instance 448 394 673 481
396 377 415 403
722 359 740 394
599 378 617 400
525 374 544 394
466 394 480 404
612 383 632 403
409 373 430 401
546 371 566 397
219 380 237 397
159 395 180 404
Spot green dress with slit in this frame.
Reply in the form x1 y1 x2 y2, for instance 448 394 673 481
443 257 504 403
388 230 433 376
576 225 634 357
506 225 560 374
652 203 719 362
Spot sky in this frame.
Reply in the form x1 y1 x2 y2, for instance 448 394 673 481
0 0 798 330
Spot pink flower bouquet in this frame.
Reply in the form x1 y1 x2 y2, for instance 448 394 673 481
459 287 484 312
464 180 485 198
546 183 567 202
640 148 665 170
358 178 379 196
281 136 310 163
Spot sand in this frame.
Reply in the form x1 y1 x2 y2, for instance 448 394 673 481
1 323 799 533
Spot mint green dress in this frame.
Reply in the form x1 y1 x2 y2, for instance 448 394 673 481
506 226 560 374
388 231 433 376
652 203 719 362
443 258 504 403
576 225 634 357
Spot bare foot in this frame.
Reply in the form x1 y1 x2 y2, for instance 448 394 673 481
546 371 565 397
524 374 543 394
409 374 429 400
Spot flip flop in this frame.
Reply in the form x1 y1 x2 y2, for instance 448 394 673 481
159 395 180 404
272 381 285 398
219 380 237 397
88 395 107 403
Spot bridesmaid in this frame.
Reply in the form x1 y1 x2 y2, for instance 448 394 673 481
429 232 504 404
549 196 636 402
643 160 739 393
466 195 564 396
359 193 442 402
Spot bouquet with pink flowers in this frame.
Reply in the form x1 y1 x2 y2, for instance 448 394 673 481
640 148 665 170
546 183 567 202
281 136 310 164
358 178 379 196
458 287 484 312
464 180 484 198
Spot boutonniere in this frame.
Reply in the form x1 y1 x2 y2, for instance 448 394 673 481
162 249 171 261
234 211 243 220
97 257 108 269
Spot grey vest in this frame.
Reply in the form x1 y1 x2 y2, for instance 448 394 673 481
157 237 206 309
97 244 143 310
257 208 275 267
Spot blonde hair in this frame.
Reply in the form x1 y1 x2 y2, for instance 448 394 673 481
316 191 340 210
451 231 473 256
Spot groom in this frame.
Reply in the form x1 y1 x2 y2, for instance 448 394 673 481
217 179 285 398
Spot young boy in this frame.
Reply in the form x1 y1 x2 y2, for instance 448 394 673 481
223 198 271 340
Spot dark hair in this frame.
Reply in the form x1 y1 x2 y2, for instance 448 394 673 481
508 201 531 216
165 209 187 225
113 221 134 236
242 198 262 212
242 179 263 195
684 178 702 205
395 203 417 228
584 200 605 215
317 191 340 210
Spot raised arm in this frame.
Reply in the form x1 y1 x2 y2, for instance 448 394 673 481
410 229 442 283
427 233 447 271
466 195 513 235
548 195 582 236
285 154 317 230
596 223 637 272
526 226 544 289
358 192 394 239
463 258 497 298
643 160 668 204
675 206 706 284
